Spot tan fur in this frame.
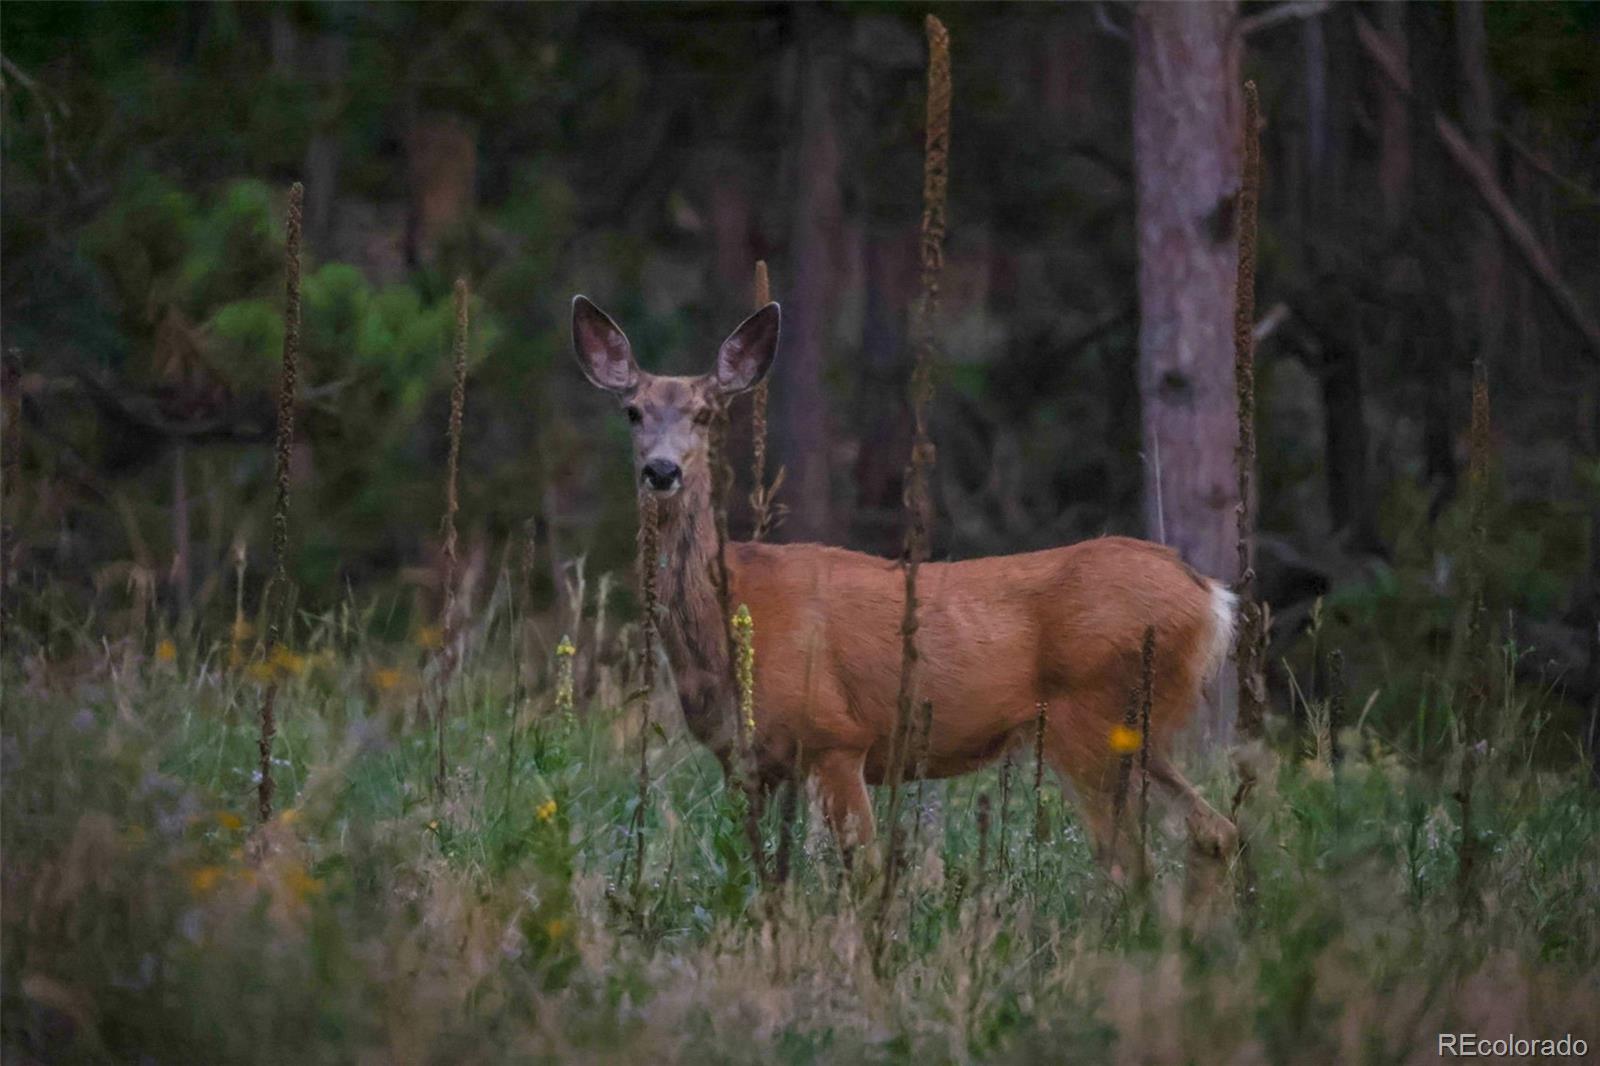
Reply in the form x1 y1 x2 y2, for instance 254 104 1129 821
573 295 1239 871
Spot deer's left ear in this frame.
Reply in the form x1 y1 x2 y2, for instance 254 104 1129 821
712 302 780 394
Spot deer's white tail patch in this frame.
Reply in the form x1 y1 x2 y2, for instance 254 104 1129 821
1203 581 1238 681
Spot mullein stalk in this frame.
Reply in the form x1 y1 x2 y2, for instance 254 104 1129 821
1234 80 1268 740
880 14 951 939
1138 626 1155 885
1329 648 1346 838
257 181 303 826
624 495 662 920
996 751 1013 876
1458 359 1491 920
434 277 470 795
748 260 782 541
708 394 770 889
1111 685 1139 867
906 699 935 866
1031 700 1048 881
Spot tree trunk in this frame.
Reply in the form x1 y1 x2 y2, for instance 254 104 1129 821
404 113 477 270
1455 0 1504 367
1376 4 1411 235
1132 1 1241 745
776 13 842 543
850 233 916 557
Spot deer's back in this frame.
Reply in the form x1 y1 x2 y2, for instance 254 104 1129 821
726 536 1225 761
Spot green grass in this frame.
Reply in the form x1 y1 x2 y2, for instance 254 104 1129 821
4 603 1598 1064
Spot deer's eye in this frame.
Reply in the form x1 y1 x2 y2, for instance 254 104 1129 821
625 405 643 424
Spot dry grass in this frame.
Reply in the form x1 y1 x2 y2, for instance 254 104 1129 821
4 602 1597 1063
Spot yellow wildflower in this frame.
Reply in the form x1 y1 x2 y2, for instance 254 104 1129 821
155 638 177 664
536 799 558 823
1108 725 1143 755
188 866 225 895
370 667 404 692
544 917 568 940
732 604 756 735
284 866 322 901
427 819 440 832
269 646 307 678
215 811 243 831
416 625 443 650
554 635 576 716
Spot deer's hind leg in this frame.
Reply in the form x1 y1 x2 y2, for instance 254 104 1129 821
807 748 875 858
1037 694 1146 883
1149 754 1239 864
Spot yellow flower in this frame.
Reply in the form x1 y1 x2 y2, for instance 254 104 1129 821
554 635 576 716
155 638 177 664
536 799 558 823
416 625 443 650
188 866 225 895
370 667 404 692
427 819 440 832
1108 725 1143 755
544 917 568 940
732 604 756 735
284 866 322 901
269 646 307 678
215 811 243 831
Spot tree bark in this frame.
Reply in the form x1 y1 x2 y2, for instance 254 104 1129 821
1133 0 1241 747
776 12 842 543
1455 0 1504 367
404 113 477 270
1375 3 1411 234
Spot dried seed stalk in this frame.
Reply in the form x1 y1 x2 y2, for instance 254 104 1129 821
625 494 662 913
1458 359 1491 919
708 392 769 887
258 181 302 826
748 260 781 540
434 278 470 794
881 13 951 917
1138 626 1155 883
1235 80 1268 740
1031 701 1049 866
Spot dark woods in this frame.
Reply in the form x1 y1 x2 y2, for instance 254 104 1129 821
3 2 1598 764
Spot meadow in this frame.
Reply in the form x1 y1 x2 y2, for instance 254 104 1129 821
6 6 1600 1063
4 589 1597 1064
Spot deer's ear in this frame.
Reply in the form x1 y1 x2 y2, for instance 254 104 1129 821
712 302 780 394
572 296 639 393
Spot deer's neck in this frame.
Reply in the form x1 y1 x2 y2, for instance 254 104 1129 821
647 476 737 755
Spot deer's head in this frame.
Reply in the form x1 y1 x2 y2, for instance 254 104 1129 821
572 296 780 500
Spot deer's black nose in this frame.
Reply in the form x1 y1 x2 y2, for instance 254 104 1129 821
641 459 682 492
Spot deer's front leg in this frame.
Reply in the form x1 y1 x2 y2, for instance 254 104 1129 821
810 748 875 855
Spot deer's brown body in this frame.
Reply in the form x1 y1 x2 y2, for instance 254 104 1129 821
575 295 1239 874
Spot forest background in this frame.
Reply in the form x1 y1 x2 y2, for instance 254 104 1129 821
4 0 1600 764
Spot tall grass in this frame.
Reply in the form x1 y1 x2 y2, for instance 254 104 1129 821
3 588 1598 1062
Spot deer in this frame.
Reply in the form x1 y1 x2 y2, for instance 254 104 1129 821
572 294 1241 880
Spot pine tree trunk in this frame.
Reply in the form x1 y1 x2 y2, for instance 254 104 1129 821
776 10 843 543
1132 0 1241 746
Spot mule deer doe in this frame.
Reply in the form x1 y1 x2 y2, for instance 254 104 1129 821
573 295 1240 879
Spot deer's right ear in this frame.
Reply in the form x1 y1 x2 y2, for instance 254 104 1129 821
572 295 639 393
